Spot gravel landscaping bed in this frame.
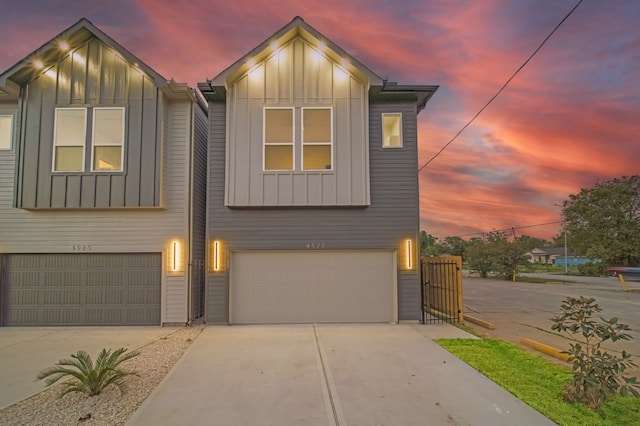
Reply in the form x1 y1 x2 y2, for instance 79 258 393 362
0 325 203 426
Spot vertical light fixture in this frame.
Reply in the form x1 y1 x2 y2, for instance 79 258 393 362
406 238 414 270
170 240 182 272
212 240 223 272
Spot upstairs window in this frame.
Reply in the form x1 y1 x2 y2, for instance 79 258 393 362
303 108 332 170
0 115 13 150
53 108 86 171
263 106 333 171
92 108 124 171
53 107 125 172
264 108 294 170
382 113 402 148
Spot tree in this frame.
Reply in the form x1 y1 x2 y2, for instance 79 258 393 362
562 175 640 266
440 236 468 260
466 232 529 280
517 234 552 251
419 231 440 257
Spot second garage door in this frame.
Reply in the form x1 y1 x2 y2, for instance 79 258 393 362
1 253 161 326
230 251 396 324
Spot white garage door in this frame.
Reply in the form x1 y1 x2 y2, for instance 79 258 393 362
230 251 396 324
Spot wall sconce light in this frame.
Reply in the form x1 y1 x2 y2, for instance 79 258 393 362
211 240 223 272
405 238 414 270
170 240 182 272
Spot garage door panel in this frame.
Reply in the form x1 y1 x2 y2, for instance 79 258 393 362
230 251 396 324
1 253 161 326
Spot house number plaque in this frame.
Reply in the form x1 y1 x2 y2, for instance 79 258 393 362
72 245 92 251
305 242 326 249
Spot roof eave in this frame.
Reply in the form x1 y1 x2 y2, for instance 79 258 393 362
0 18 167 91
206 16 383 88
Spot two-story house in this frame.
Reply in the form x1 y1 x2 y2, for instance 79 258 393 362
0 19 208 326
199 17 437 324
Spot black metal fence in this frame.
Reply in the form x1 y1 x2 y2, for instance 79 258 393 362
421 256 463 324
190 259 205 322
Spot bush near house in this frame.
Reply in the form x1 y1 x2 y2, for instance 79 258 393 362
36 347 139 397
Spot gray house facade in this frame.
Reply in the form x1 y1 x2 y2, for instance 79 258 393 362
199 17 437 324
0 19 208 326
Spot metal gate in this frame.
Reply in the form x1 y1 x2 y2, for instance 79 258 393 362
190 259 205 322
421 256 464 324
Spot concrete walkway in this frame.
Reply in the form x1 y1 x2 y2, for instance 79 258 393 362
0 326 175 409
128 324 556 426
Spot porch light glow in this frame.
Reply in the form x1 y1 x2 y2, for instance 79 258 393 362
405 239 414 270
212 240 223 272
58 40 70 51
170 240 182 272
33 59 44 69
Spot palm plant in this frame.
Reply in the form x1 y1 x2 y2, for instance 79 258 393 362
36 347 140 397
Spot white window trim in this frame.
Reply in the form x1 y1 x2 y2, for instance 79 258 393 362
52 107 87 172
0 114 13 151
91 107 125 172
382 112 403 149
302 107 333 171
263 107 295 171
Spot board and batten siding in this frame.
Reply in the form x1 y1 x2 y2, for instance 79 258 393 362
15 37 162 209
0 98 196 324
207 100 421 323
225 37 370 207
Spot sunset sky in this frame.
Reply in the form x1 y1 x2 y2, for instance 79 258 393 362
2 0 638 240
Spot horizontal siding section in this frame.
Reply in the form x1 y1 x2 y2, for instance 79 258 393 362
207 100 421 322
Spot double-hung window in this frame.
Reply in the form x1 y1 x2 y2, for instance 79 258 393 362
53 108 86 171
0 115 13 150
92 108 125 171
53 107 125 172
264 108 294 171
263 106 333 171
382 113 403 148
302 108 332 170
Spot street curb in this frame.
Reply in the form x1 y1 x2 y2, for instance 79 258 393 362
464 315 495 330
521 338 570 362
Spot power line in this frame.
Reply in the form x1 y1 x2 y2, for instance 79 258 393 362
452 221 562 239
418 0 585 173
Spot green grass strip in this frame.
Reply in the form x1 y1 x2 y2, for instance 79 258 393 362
435 339 640 426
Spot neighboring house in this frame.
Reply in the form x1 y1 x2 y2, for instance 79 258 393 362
526 247 573 264
0 19 208 326
199 17 437 324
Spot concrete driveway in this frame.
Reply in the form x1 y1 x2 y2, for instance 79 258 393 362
127 324 555 426
0 327 176 409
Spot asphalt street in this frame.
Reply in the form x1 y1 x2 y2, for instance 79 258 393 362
462 273 640 375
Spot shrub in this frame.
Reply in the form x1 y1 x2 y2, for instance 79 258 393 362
577 261 607 277
36 347 139 397
550 296 640 410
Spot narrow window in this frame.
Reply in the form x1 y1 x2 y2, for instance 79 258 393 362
264 108 294 170
302 108 332 170
0 115 12 150
92 107 124 171
53 108 86 171
382 113 402 148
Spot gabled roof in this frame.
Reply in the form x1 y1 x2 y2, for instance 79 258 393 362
204 16 383 90
0 18 178 100
198 16 438 110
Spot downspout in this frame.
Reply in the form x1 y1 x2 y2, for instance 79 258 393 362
186 100 195 325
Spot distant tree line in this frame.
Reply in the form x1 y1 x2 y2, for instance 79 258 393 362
421 175 640 279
